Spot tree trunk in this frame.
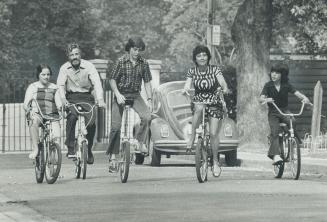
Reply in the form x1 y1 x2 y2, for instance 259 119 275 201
231 0 272 150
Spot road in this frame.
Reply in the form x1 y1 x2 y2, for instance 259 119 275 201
0 153 327 222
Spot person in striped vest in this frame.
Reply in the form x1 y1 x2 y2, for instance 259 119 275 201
24 64 62 159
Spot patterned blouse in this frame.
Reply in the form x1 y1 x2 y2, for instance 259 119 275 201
186 65 224 118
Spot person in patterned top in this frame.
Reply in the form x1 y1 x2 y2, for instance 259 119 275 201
106 37 153 171
24 64 62 159
183 45 229 177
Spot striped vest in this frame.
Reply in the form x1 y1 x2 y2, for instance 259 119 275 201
36 88 58 115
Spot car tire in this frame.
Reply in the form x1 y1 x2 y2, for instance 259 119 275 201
225 150 237 166
148 137 161 166
135 153 145 165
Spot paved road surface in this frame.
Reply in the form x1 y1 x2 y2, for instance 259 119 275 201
0 153 326 222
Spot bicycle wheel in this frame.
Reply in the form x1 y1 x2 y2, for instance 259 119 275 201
195 137 208 183
45 142 62 184
119 141 130 183
75 140 81 179
289 137 301 180
81 142 88 179
273 135 286 178
35 142 45 183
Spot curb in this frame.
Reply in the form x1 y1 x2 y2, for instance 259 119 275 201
238 151 327 175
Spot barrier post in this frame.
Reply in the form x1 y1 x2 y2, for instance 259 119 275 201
311 81 323 152
2 103 6 153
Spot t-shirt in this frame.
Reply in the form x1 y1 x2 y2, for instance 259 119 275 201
260 81 296 111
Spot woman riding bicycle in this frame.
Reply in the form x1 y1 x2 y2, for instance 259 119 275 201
23 64 62 159
259 63 310 165
183 45 229 177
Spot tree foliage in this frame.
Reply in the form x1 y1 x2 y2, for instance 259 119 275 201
1 0 97 78
272 0 327 54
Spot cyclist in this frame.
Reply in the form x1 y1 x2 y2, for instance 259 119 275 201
106 37 153 171
182 45 229 177
259 63 310 165
24 64 62 159
57 43 106 164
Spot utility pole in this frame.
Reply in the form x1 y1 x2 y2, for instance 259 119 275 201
207 0 215 63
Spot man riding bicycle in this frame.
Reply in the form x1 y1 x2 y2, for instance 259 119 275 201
57 43 106 164
259 63 310 165
106 37 153 171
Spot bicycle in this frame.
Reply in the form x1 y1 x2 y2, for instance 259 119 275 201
66 102 97 180
268 101 312 180
110 97 142 183
193 101 222 183
27 98 62 184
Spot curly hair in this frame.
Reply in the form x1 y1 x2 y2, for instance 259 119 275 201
125 37 145 52
66 42 81 56
192 45 211 66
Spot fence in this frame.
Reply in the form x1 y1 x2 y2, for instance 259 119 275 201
0 78 115 153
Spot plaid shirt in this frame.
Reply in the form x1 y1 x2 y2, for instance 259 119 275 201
108 54 152 93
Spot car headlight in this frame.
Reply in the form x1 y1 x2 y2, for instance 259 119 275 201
224 123 233 137
160 125 169 138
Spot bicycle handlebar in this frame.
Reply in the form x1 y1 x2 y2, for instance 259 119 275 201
268 101 312 117
27 98 62 122
66 102 97 115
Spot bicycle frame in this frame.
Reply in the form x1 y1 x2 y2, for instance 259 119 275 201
67 102 96 179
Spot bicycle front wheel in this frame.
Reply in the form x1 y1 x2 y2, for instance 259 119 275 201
289 137 301 180
35 142 45 183
81 142 88 180
119 141 130 183
274 135 286 178
195 138 208 183
45 142 62 184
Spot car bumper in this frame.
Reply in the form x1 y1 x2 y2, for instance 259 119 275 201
153 139 238 154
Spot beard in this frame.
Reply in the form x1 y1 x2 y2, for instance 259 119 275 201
70 59 81 69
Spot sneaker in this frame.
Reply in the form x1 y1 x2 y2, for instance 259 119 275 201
273 155 283 165
28 150 38 160
66 149 76 159
139 143 148 153
212 162 221 177
108 157 118 173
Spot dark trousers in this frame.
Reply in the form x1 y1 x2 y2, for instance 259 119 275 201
66 92 96 154
268 110 298 159
106 93 151 155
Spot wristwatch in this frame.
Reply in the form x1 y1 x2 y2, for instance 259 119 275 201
147 98 152 101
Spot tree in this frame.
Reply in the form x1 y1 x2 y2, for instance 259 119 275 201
231 0 272 149
272 0 327 54
4 0 98 78
89 0 171 68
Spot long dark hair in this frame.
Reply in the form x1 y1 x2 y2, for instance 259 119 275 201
270 63 289 83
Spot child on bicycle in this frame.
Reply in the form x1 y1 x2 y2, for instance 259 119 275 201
259 63 310 165
24 64 62 159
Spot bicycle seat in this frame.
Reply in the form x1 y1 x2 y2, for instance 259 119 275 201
125 98 134 106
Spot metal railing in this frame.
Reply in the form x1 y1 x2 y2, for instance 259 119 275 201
0 78 114 153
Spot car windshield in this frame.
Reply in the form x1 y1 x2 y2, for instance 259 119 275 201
166 89 193 126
